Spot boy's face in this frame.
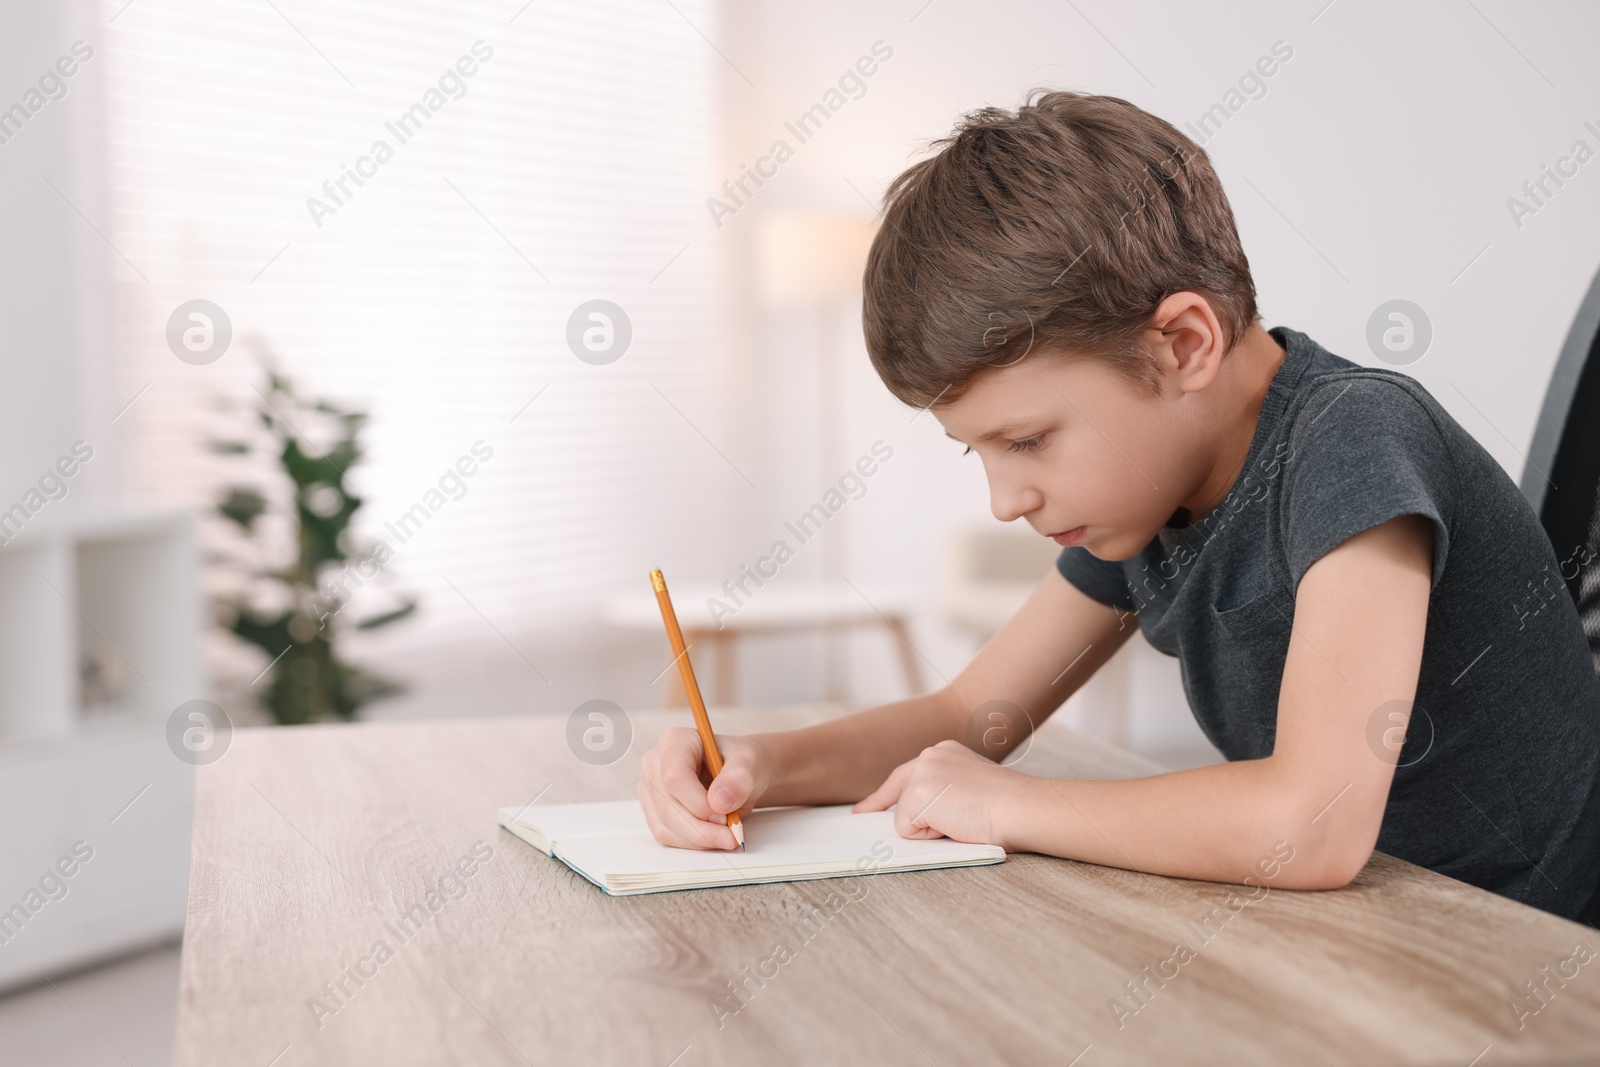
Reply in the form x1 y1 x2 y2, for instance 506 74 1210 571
934 349 1212 561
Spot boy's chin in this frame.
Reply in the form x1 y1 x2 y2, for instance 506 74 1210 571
1080 527 1153 562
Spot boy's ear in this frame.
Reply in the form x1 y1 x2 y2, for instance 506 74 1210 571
1146 293 1228 395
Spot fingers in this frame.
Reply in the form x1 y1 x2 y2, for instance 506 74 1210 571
655 728 716 821
853 760 913 813
861 748 950 840
707 757 754 816
893 779 949 840
639 777 738 850
639 728 739 851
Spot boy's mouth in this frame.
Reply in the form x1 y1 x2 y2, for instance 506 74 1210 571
1048 526 1087 546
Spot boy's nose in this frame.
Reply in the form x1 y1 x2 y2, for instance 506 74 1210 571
990 479 1042 524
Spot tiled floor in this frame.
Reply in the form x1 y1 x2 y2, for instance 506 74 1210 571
0 941 180 1067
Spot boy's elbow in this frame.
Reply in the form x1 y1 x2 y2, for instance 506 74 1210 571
1263 792 1380 891
1287 843 1371 890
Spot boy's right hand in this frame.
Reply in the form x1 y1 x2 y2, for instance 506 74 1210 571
638 727 771 850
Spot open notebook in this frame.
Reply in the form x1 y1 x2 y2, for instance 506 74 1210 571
497 800 1005 896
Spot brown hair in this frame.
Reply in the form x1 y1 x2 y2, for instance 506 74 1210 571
862 90 1259 409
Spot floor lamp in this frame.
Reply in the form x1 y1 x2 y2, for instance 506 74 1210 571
755 212 879 699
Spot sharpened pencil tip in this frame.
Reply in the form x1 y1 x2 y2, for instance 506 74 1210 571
731 821 745 850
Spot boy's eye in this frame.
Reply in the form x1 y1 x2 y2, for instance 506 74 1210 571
962 434 1046 455
1007 434 1046 453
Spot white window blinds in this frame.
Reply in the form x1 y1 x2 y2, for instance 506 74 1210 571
99 0 735 652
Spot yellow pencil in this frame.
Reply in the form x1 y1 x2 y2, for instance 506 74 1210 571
649 568 745 850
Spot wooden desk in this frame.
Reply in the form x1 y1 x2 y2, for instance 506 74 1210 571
176 707 1600 1066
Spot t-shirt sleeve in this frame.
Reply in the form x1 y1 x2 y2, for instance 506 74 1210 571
1055 546 1137 611
1279 374 1455 591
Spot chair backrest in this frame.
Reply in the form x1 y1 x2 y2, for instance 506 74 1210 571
1523 263 1600 676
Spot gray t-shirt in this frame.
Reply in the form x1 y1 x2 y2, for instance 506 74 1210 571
1057 325 1600 921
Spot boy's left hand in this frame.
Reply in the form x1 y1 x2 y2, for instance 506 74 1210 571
852 739 1030 850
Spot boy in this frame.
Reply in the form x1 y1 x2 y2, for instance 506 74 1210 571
637 91 1600 924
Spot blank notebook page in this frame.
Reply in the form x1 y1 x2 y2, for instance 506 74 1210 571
497 801 1004 896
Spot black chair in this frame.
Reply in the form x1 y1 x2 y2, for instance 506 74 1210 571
1524 264 1600 676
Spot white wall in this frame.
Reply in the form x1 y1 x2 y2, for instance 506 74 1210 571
0 0 198 991
0 0 120 509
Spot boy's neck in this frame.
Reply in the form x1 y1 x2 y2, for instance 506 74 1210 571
1168 323 1287 528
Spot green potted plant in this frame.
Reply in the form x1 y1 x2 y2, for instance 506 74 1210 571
210 349 417 724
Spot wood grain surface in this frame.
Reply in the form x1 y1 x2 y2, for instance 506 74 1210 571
175 706 1600 1066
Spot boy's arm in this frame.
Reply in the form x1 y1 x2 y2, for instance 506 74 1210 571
637 563 1134 848
752 567 1136 806
857 513 1435 891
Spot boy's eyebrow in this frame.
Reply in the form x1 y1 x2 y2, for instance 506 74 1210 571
944 417 1038 445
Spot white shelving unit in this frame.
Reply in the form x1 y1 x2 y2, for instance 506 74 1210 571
0 508 204 992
